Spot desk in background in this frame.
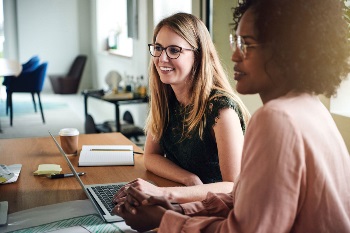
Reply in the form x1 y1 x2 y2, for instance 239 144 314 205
82 89 148 132
0 133 179 214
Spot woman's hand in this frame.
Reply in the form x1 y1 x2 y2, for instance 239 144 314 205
113 186 169 232
113 178 165 204
113 186 185 231
116 186 182 214
114 201 166 232
183 174 203 186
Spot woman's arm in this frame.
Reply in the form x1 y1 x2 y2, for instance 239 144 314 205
114 178 234 204
143 134 203 186
144 107 244 185
114 108 244 204
160 108 243 202
214 108 244 182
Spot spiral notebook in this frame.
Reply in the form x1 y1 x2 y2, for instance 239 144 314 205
79 145 134 166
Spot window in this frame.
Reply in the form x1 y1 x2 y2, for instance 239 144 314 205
0 0 3 57
96 0 133 57
153 0 192 27
330 0 350 118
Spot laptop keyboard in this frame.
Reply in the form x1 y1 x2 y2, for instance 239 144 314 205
92 184 124 212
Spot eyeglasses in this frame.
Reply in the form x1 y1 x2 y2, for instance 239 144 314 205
229 34 260 58
148 44 196 59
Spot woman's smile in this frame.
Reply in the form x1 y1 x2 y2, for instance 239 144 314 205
159 66 175 73
234 66 246 81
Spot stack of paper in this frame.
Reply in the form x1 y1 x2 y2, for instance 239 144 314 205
0 164 22 184
103 92 134 100
0 165 14 183
33 164 62 176
79 145 134 166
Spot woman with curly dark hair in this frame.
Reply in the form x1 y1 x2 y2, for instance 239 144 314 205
114 0 350 232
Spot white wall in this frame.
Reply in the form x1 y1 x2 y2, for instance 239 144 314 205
3 0 18 60
331 75 350 118
5 0 92 93
17 0 79 65
153 0 192 26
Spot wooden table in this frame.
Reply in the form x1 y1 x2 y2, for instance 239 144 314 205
0 133 179 214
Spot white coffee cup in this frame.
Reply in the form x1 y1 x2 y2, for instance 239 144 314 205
59 128 79 155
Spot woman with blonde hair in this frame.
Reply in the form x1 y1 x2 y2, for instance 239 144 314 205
114 12 250 203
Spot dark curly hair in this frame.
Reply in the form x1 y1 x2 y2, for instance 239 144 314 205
233 0 350 97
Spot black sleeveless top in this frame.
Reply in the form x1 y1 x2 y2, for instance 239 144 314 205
159 90 246 184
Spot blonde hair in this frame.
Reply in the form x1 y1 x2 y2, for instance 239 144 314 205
145 12 250 141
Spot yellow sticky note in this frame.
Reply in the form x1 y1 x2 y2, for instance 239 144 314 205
34 164 62 176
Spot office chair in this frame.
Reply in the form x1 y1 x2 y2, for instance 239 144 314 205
49 55 87 94
22 56 40 71
85 114 112 134
85 111 145 142
119 111 145 142
6 62 48 126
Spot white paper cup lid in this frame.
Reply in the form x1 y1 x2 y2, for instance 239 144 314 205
59 128 79 136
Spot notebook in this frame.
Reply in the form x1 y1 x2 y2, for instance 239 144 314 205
79 145 134 166
48 131 126 223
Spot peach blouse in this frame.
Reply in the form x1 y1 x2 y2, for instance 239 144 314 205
158 92 350 233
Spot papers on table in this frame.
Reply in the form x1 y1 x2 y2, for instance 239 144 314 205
0 164 22 184
78 145 134 166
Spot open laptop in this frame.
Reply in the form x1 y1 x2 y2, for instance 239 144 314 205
49 131 126 222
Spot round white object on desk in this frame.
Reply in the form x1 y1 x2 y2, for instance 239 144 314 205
105 70 122 91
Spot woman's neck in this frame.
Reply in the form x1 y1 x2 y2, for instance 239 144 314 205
171 84 191 106
260 87 292 104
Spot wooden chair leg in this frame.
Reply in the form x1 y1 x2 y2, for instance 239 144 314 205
37 92 45 124
31 92 37 112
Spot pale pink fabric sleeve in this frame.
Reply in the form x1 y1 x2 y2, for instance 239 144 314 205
158 95 350 232
181 192 233 217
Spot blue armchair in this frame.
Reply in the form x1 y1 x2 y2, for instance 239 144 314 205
6 62 48 126
2 56 40 114
22 55 40 71
2 56 40 85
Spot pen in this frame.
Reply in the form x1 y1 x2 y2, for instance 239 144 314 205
90 149 143 155
49 172 86 179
